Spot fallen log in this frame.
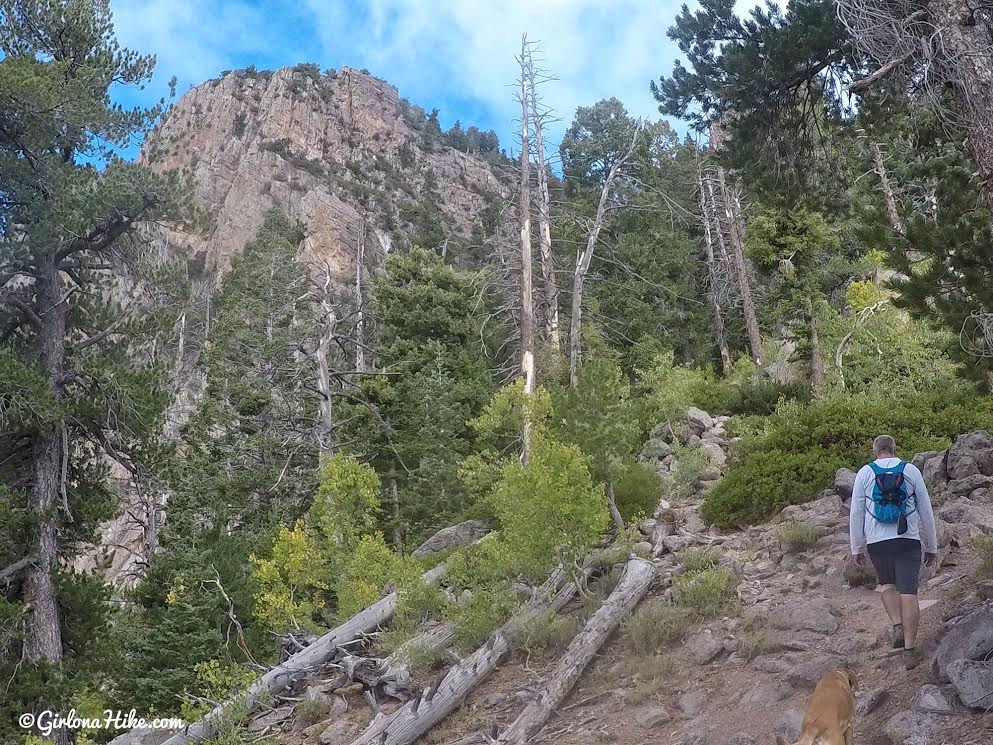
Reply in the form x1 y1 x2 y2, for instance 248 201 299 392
345 564 583 745
118 564 447 745
339 621 456 700
495 556 656 744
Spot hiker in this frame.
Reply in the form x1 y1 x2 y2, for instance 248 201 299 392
849 434 938 669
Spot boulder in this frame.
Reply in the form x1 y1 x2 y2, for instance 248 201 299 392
700 441 727 467
640 438 672 461
843 555 877 588
937 498 993 534
678 690 709 717
740 681 793 706
683 630 726 665
856 687 888 717
933 606 993 680
786 655 846 689
701 429 726 443
945 473 993 497
834 468 857 502
686 406 714 436
318 721 360 745
911 684 952 713
830 632 876 656
770 597 840 635
884 710 939 745
946 659 993 709
633 703 671 729
922 455 947 487
911 450 944 471
946 430 993 480
411 520 488 558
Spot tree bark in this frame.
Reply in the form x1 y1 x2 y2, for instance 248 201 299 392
697 160 733 373
530 89 561 351
345 564 581 745
316 273 338 457
136 565 447 745
518 37 536 463
929 0 993 210
605 482 625 533
354 221 367 373
568 125 641 387
871 142 904 235
806 298 826 390
717 167 763 365
495 557 656 745
339 621 456 700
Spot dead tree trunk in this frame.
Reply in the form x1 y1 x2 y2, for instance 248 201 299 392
140 565 447 745
697 159 733 373
345 564 581 745
523 47 561 352
717 166 763 366
495 557 656 745
339 621 456 700
568 124 641 386
517 35 536 462
871 142 904 235
354 221 367 373
316 265 338 457
806 297 826 390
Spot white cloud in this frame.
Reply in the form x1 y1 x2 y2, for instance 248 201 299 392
303 0 690 149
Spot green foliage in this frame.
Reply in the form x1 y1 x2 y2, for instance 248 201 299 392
488 433 609 578
447 586 520 652
777 521 820 553
510 608 578 660
679 547 721 573
250 521 327 633
623 601 696 652
309 456 382 550
703 388 993 528
611 461 662 523
672 567 738 616
660 443 711 504
970 534 993 578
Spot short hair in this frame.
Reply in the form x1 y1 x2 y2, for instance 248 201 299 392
873 434 897 457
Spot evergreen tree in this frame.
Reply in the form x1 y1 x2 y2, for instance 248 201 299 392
0 0 192 736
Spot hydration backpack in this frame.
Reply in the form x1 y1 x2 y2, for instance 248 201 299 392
868 461 915 532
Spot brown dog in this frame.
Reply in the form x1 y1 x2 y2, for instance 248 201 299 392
775 668 858 745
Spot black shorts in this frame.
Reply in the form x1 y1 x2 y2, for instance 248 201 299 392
867 538 922 595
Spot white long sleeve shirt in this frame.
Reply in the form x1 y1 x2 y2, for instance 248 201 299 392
849 457 938 555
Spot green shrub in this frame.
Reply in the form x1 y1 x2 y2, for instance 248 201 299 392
622 601 696 652
970 533 993 577
702 388 993 528
510 609 578 659
622 654 675 703
447 586 519 652
612 461 661 521
679 546 721 572
778 521 820 553
672 568 738 616
295 698 330 725
661 443 711 504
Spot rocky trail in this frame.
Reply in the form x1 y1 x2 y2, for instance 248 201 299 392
120 412 993 745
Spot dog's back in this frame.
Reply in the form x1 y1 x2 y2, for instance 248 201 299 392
775 669 857 745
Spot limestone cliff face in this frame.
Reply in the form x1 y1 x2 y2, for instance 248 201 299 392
142 64 512 279
77 65 515 586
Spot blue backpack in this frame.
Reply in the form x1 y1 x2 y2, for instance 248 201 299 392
868 461 915 532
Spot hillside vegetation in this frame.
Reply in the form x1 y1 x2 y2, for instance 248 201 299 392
2 2 993 745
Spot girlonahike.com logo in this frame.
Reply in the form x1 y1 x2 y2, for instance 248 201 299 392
19 710 185 737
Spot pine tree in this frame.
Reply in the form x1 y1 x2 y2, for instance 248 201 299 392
0 0 193 735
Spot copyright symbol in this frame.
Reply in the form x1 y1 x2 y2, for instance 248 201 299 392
19 713 35 728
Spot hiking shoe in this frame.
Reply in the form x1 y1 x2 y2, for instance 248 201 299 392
892 623 905 649
904 647 924 670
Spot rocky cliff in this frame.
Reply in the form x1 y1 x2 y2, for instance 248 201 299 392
76 64 516 585
143 63 514 278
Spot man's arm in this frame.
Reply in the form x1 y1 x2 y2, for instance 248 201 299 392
849 467 868 556
909 464 938 554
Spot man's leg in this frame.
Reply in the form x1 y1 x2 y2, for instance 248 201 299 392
901 594 921 648
880 585 902 625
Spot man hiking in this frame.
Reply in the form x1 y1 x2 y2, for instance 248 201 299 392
849 434 938 669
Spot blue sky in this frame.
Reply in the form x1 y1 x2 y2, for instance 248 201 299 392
110 0 761 160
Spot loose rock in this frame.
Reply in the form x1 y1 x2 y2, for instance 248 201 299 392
911 684 952 713
946 659 993 710
633 703 671 729
933 607 993 680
